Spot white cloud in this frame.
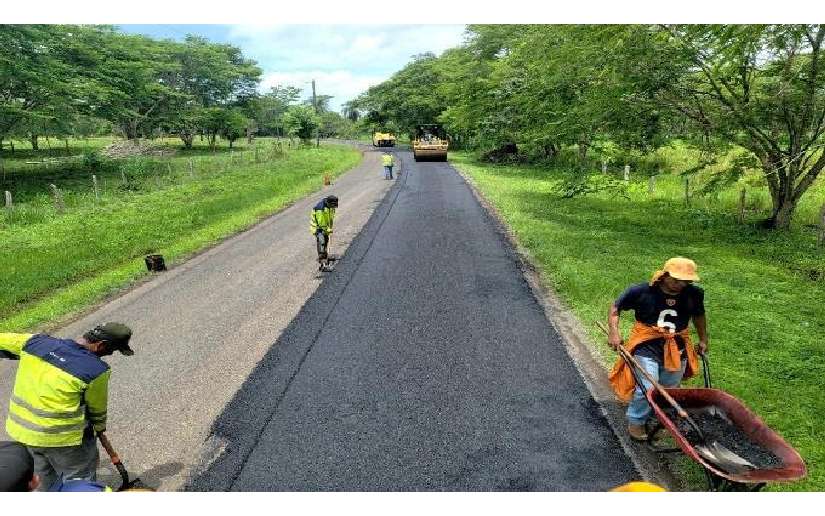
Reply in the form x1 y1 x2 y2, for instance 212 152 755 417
226 25 468 109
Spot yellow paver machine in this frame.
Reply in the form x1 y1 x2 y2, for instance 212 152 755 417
412 124 448 162
372 131 396 147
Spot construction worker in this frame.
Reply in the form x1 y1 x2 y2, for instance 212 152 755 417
606 257 707 441
0 322 134 490
310 195 338 271
382 151 395 180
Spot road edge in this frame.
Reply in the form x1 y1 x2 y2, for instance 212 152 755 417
452 163 682 491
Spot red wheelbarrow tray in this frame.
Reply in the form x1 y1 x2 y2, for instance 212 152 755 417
647 387 807 484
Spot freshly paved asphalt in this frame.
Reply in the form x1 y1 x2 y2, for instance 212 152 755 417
187 151 638 491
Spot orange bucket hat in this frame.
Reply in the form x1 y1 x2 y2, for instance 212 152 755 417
649 257 700 286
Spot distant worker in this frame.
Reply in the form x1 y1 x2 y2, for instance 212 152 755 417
382 151 395 180
0 323 134 490
606 257 708 441
310 195 338 271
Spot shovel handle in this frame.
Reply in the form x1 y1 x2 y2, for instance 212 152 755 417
97 431 121 465
594 321 689 419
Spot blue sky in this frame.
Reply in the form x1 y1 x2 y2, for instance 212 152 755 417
120 25 468 112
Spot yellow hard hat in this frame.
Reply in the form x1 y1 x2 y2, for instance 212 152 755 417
610 481 667 492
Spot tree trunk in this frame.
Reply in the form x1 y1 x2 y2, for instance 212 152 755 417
766 197 797 230
30 134 39 151
761 157 798 230
543 143 558 160
179 131 194 149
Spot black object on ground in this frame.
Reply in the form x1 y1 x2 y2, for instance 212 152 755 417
145 254 166 272
662 407 782 470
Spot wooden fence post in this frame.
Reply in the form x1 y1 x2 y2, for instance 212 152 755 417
684 177 691 207
189 158 195 178
167 162 173 176
4 190 12 216
92 175 100 201
50 184 65 214
121 170 128 185
602 161 608 175
818 202 825 247
254 145 260 163
738 188 747 223
648 175 656 195
623 164 630 181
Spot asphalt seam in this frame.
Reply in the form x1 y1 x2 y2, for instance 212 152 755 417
225 150 410 490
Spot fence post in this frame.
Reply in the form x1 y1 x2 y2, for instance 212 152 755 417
623 164 630 181
738 188 747 223
50 184 65 214
648 175 656 195
188 158 195 178
818 202 825 247
92 175 100 201
602 161 607 175
255 145 260 163
4 190 12 216
121 170 128 185
684 177 691 207
167 162 173 176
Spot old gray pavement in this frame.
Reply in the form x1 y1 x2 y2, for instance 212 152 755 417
0 144 394 491
187 150 639 491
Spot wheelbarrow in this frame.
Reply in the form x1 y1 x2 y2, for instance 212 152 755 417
640 354 807 491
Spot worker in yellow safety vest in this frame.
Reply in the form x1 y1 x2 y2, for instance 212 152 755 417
0 322 134 491
382 152 395 180
310 195 338 271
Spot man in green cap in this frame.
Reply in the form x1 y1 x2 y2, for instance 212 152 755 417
0 322 134 490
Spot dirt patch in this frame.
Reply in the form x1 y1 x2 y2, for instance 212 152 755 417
662 407 782 470
101 140 176 159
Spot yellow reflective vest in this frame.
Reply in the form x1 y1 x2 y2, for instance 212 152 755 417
1 333 110 447
382 154 394 167
309 200 336 235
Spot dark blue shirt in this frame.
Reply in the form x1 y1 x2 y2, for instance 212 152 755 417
615 282 705 364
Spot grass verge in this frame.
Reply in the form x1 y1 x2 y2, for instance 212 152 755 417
451 152 825 491
1 142 361 332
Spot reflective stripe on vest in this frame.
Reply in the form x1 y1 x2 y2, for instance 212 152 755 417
10 395 85 419
7 412 87 434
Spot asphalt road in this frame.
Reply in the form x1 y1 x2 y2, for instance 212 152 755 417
0 144 394 491
187 151 639 491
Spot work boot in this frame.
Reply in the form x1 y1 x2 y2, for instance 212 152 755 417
628 424 648 442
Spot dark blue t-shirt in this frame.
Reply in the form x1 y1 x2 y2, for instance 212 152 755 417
615 282 705 364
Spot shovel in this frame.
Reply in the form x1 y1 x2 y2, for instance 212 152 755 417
595 322 755 474
97 432 151 491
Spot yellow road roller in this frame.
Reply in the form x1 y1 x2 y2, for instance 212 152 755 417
412 124 448 162
372 131 396 147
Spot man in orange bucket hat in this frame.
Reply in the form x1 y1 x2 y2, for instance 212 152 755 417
606 257 708 441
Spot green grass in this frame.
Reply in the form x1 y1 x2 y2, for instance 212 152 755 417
0 137 361 332
451 152 825 491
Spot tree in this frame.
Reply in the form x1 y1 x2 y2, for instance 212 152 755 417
220 109 249 149
640 25 825 229
282 105 320 142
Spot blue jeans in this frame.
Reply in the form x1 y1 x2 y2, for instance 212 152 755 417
384 165 393 179
626 355 686 426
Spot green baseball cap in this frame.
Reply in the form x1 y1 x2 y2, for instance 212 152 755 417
85 322 134 356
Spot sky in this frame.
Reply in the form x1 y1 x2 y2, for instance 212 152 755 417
119 25 469 112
